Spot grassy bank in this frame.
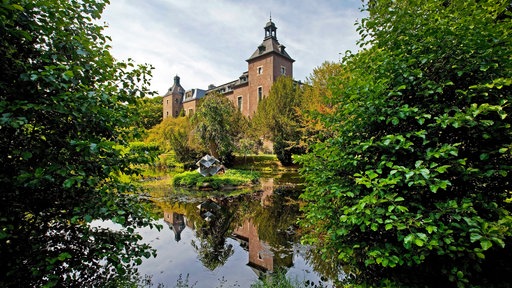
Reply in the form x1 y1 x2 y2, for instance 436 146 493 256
172 169 260 189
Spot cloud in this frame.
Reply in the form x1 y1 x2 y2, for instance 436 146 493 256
101 0 365 95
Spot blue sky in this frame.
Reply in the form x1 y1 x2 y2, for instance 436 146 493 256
101 0 365 95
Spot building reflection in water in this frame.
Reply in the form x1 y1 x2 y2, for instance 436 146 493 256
232 219 275 277
161 177 296 278
163 211 186 242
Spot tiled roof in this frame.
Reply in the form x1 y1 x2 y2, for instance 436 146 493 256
164 75 185 96
247 37 294 62
182 88 206 103
206 71 249 95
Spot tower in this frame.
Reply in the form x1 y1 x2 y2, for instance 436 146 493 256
162 75 185 119
245 18 295 116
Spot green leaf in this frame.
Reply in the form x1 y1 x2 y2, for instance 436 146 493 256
63 178 74 188
57 252 72 261
11 4 24 11
21 151 32 160
426 226 437 233
420 168 430 179
84 214 93 223
414 239 425 247
480 239 493 250
470 233 482 243
62 70 74 80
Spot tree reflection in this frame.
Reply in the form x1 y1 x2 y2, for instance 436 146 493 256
191 198 236 270
158 183 345 284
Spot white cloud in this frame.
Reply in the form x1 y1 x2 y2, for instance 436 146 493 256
101 0 366 95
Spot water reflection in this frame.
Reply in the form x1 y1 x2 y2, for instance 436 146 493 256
139 175 339 287
163 212 187 242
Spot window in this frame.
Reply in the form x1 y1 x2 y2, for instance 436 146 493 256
257 66 263 75
237 96 243 111
281 66 286 75
166 99 169 104
188 109 193 116
166 111 169 117
257 86 263 102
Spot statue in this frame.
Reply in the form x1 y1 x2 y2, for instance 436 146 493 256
196 154 224 177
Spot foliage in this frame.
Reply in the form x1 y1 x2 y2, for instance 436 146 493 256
134 96 162 130
191 93 246 164
145 116 204 168
0 0 159 286
299 61 344 150
232 154 282 171
298 0 512 287
172 169 260 189
235 137 263 159
253 76 305 165
129 141 161 159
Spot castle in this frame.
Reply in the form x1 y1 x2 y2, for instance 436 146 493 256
162 18 295 118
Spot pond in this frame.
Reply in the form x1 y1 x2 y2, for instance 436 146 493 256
137 172 345 287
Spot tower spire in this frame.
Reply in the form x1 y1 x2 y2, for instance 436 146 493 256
264 16 277 40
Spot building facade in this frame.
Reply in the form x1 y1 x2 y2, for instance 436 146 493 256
162 19 295 119
162 75 185 119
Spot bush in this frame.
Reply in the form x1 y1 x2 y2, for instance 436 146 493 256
298 1 512 287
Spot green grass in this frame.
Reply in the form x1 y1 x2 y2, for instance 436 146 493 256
171 169 260 190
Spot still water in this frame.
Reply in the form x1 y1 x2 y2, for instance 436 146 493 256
137 174 344 287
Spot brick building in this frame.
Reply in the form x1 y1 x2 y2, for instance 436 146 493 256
162 18 295 119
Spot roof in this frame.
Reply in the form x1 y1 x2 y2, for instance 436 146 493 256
206 71 249 95
247 37 294 62
247 19 294 62
182 88 206 103
163 75 185 97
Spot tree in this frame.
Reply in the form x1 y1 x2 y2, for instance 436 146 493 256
191 93 246 164
299 61 344 150
0 1 158 286
145 116 205 168
298 1 512 287
252 76 304 165
135 96 163 130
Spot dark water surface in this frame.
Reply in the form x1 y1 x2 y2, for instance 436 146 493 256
136 174 343 287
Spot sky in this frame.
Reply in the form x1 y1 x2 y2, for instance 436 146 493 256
100 0 366 96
